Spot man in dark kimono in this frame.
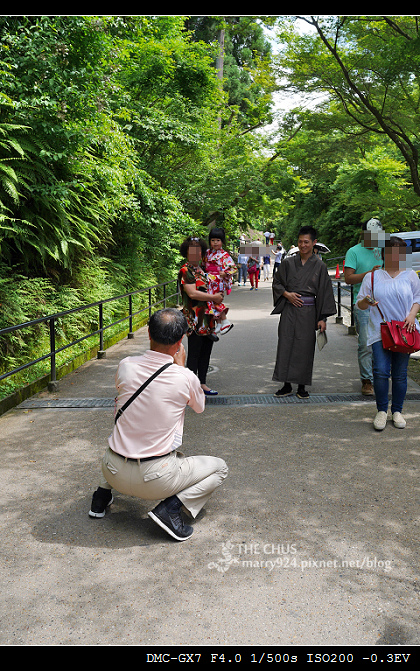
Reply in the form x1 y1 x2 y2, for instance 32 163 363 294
271 226 336 398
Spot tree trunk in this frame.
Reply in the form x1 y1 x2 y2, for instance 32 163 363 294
216 27 225 130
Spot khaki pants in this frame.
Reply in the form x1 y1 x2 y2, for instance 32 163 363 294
99 447 228 519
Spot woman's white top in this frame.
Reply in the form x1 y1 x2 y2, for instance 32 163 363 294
357 269 420 345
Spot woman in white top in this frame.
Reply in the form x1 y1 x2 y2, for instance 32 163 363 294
357 236 420 431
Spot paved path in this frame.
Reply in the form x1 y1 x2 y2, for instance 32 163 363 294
0 279 419 648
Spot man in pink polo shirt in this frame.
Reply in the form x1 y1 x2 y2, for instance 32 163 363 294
89 308 228 541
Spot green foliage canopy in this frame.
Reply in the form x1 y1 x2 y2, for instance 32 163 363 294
4 14 420 395
270 15 420 252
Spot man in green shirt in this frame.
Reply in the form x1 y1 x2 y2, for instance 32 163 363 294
344 218 384 395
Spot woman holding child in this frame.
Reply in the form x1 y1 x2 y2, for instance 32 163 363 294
178 236 223 396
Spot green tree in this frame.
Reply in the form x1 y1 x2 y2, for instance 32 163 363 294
275 15 420 200
187 16 277 131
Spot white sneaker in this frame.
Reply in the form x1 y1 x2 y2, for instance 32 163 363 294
373 411 387 431
392 412 406 429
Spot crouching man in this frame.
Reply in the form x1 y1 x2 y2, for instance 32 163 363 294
89 308 228 541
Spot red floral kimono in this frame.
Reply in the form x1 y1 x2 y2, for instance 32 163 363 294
178 263 216 336
204 248 237 319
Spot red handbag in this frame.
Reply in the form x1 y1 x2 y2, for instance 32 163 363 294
371 272 420 354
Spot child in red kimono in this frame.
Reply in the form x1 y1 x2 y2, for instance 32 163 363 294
204 227 237 335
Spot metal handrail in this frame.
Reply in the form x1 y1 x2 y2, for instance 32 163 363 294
0 279 180 389
331 278 355 331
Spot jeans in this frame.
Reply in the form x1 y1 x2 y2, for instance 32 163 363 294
372 340 410 413
238 264 248 284
354 304 373 382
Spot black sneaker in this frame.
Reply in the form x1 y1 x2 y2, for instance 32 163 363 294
274 384 293 397
297 385 309 399
148 499 193 541
89 487 114 518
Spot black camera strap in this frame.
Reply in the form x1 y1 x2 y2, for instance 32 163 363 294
114 362 173 424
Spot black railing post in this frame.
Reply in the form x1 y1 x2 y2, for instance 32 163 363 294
336 281 343 323
128 294 134 339
97 302 106 358
47 317 58 392
148 287 152 319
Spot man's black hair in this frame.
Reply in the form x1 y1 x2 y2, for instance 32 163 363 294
298 225 317 241
149 308 188 345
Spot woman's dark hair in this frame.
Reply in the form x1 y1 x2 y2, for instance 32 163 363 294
148 308 188 345
179 236 208 259
209 227 226 245
388 236 407 247
381 236 407 260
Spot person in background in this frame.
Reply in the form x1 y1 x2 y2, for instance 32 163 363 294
263 251 271 281
344 218 384 396
237 248 249 285
247 252 260 290
356 236 420 431
272 242 285 276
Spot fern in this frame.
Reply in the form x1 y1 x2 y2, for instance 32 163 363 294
0 102 111 271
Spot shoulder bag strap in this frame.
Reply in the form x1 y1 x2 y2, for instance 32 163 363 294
371 270 386 321
114 362 173 424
